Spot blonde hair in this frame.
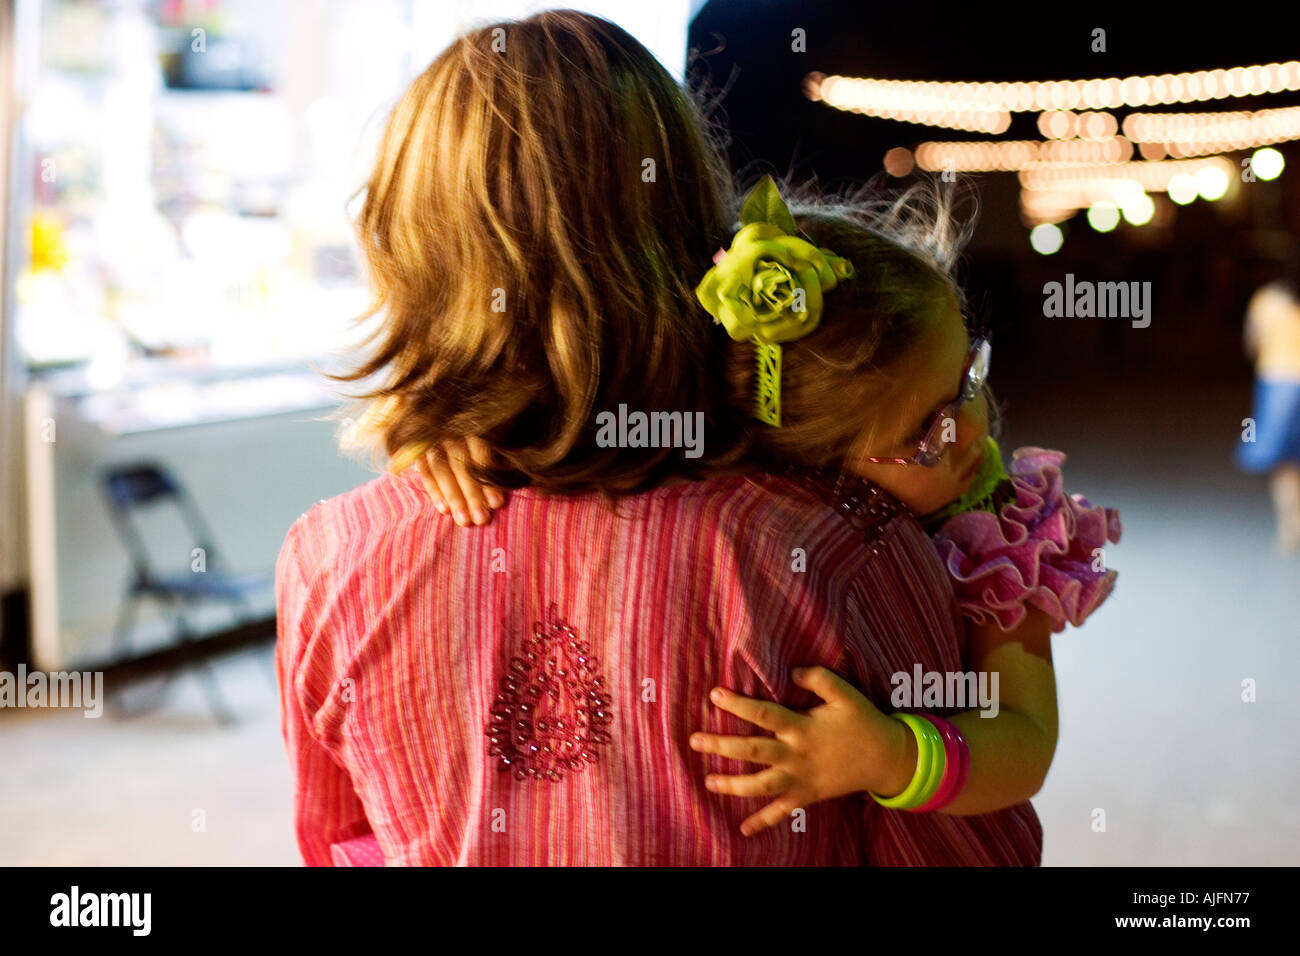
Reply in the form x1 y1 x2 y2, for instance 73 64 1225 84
333 10 751 493
726 175 982 469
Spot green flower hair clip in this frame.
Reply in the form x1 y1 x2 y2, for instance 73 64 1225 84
695 175 854 427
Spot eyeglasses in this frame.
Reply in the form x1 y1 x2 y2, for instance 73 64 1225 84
866 335 991 467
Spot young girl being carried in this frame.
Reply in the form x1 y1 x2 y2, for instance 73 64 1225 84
419 177 1121 835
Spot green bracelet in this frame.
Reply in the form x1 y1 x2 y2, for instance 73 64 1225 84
915 716 947 807
907 714 947 809
870 713 946 809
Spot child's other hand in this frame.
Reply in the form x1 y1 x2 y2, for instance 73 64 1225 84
416 437 507 526
688 666 905 837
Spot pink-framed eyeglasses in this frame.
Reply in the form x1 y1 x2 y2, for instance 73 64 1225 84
867 335 991 467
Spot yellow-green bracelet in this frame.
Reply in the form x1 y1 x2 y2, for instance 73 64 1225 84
916 716 947 807
870 713 947 810
909 714 946 808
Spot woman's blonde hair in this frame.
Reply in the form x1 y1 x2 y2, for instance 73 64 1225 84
333 9 751 494
726 175 983 470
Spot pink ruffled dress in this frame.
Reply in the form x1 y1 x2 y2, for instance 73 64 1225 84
920 438 1122 634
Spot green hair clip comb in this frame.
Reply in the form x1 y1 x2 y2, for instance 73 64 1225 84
695 176 853 426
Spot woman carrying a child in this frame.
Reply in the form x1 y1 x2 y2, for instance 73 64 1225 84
276 10 1118 866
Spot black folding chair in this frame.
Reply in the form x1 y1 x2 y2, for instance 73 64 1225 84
101 462 272 725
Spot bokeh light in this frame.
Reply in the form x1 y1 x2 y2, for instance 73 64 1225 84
1121 191 1156 225
883 146 915 176
1087 201 1121 231
1196 165 1230 200
1167 173 1199 204
1029 222 1064 254
1251 146 1285 180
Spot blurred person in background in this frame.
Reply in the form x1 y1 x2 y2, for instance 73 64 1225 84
1238 246 1300 554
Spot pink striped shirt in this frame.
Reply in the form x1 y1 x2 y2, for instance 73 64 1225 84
275 466 1041 866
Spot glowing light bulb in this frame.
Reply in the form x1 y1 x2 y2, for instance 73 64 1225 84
1029 222 1064 254
1087 202 1120 232
1121 191 1155 225
1167 173 1198 204
883 147 915 177
1113 179 1145 207
1251 147 1285 180
1196 165 1229 200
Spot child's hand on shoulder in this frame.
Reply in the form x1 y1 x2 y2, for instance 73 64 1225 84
416 437 507 526
689 666 909 836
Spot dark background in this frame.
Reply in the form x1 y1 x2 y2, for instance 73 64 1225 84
687 1 1300 387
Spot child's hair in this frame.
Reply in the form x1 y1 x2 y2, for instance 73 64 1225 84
726 177 980 470
334 10 752 494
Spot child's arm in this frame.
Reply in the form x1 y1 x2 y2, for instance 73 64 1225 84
689 605 1058 835
935 605 1057 815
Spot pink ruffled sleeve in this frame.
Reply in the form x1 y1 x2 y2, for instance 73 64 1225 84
931 447 1121 633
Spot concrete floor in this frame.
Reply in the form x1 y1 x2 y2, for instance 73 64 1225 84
1 370 1297 866
0 644 298 866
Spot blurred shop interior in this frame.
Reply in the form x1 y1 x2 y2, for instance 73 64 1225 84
0 0 697 685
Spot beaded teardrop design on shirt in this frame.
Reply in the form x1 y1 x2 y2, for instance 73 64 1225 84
486 604 613 783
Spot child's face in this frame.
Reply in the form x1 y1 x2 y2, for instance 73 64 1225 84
842 303 989 516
